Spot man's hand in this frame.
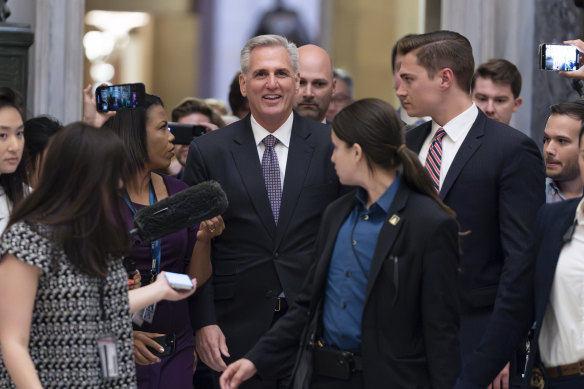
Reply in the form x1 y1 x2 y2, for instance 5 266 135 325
195 324 230 371
487 362 509 389
559 40 584 80
133 331 164 365
220 359 257 389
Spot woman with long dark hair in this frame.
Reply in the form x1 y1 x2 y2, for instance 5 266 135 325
103 93 223 388
220 98 461 389
0 122 196 388
0 87 29 233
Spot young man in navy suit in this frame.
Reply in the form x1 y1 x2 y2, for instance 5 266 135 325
183 35 341 389
398 31 545 388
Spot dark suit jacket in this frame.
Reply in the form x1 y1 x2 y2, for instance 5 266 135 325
183 112 340 361
247 182 461 389
455 199 580 389
406 110 545 357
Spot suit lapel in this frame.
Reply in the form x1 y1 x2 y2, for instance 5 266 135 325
535 200 580 321
439 112 485 200
405 122 431 153
230 117 277 238
312 195 356 305
274 113 315 248
364 183 408 301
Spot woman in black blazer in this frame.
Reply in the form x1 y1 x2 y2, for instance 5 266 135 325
220 98 461 389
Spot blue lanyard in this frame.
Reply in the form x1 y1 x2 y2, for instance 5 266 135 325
123 180 161 283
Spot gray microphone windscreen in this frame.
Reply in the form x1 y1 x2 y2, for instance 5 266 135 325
132 180 228 242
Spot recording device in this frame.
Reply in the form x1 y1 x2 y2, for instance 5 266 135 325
539 44 581 71
147 334 176 358
130 180 228 243
96 83 146 112
168 122 207 145
164 272 194 290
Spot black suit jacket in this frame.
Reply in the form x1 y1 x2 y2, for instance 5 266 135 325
247 182 461 389
455 199 580 388
406 110 545 356
183 112 340 361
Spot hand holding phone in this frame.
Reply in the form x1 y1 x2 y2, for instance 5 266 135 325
95 83 146 112
539 43 582 71
164 272 195 290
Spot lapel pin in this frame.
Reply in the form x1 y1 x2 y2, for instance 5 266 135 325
389 215 400 225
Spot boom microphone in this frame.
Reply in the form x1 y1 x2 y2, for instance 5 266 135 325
130 180 228 243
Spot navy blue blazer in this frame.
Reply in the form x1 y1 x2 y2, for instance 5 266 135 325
183 112 341 361
247 182 461 389
406 110 545 357
455 198 580 388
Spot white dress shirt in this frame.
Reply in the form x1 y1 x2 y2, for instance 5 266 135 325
0 187 11 235
417 104 479 190
250 112 293 191
539 197 584 367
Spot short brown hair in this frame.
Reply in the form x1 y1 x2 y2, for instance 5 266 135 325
171 97 226 128
471 59 522 98
397 31 474 93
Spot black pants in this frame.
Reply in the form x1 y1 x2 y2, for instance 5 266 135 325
548 374 584 389
310 371 364 389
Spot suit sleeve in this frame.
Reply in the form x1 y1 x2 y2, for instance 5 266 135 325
184 140 218 330
454 137 544 388
422 215 462 389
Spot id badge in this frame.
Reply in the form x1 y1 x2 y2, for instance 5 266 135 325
142 302 157 323
97 334 119 379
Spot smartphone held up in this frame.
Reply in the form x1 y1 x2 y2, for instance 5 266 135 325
539 43 582 71
96 83 146 112
168 123 208 145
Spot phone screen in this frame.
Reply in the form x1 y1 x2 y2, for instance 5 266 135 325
540 44 580 71
164 272 194 290
95 83 146 112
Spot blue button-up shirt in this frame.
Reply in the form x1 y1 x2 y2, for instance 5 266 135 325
322 176 401 350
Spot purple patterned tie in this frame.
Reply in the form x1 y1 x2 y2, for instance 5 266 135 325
425 128 447 192
262 135 282 224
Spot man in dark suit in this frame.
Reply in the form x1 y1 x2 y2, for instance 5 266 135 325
183 34 340 388
397 31 545 386
455 126 584 389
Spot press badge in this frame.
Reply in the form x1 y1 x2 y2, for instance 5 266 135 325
98 334 119 379
142 302 157 324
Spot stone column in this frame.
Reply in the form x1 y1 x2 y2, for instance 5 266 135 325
33 0 84 123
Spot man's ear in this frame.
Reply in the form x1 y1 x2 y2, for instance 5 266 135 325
513 97 523 112
438 68 455 90
239 73 247 97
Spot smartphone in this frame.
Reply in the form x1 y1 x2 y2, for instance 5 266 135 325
539 44 581 71
95 83 146 112
164 272 194 290
146 334 176 358
167 122 207 145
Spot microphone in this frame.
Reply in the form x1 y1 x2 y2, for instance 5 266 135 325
130 180 228 243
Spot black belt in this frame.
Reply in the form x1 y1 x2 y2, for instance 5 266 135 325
313 344 362 380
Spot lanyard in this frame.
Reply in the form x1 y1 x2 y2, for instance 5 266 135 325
123 180 161 283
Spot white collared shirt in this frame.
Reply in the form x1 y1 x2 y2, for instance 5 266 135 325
250 112 293 190
539 197 584 367
0 187 9 235
417 104 479 190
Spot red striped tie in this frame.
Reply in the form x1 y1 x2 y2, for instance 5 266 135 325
425 128 447 192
